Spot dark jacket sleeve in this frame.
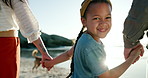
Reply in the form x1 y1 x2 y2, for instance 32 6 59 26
123 0 148 48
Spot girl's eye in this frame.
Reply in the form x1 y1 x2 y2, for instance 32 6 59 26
106 17 111 19
93 18 100 20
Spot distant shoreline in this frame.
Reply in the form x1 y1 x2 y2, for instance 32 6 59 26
21 46 72 51
20 46 72 58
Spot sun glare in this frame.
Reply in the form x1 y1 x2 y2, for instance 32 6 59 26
105 56 125 69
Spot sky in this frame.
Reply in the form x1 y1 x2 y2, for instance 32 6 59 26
28 0 144 46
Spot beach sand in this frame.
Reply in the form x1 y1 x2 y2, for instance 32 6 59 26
20 57 148 78
20 57 70 78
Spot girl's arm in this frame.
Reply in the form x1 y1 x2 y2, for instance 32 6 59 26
99 45 142 78
44 46 74 68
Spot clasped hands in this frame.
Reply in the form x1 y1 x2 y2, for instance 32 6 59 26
40 53 54 71
124 43 144 64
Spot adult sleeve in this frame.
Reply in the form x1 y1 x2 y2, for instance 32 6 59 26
123 0 148 48
12 0 41 43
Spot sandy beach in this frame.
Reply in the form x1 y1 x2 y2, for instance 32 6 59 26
20 57 70 78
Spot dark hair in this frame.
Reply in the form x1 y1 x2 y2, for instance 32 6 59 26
67 0 112 77
2 0 23 9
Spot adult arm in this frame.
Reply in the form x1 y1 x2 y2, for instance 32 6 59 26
12 0 53 61
123 0 147 59
33 37 53 61
123 0 148 48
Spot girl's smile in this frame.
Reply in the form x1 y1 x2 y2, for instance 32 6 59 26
98 27 108 32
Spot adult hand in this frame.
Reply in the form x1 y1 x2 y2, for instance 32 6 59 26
40 52 53 68
124 43 144 61
43 60 54 71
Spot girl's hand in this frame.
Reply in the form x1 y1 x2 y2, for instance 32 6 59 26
128 45 143 64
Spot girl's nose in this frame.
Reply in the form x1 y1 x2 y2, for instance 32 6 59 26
99 20 107 26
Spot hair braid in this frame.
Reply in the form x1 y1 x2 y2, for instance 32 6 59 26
66 26 85 78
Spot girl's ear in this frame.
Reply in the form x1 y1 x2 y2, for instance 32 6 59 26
81 17 87 27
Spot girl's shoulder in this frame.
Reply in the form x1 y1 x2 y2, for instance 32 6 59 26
78 33 101 47
77 33 103 52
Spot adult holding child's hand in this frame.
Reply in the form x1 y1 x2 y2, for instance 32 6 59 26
124 43 144 63
126 44 144 64
123 0 147 63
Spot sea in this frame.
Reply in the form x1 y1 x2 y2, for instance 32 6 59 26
21 45 148 78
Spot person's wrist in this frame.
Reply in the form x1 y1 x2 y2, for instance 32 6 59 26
126 55 136 64
50 60 55 66
124 36 140 48
41 51 47 56
41 52 48 58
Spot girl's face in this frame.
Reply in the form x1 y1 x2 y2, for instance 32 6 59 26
81 2 112 42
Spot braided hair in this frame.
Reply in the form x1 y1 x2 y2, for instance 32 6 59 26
66 26 85 78
2 0 23 9
67 0 112 77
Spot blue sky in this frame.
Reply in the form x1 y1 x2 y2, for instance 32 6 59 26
29 0 134 46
